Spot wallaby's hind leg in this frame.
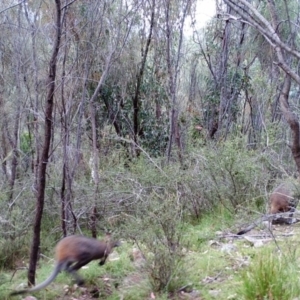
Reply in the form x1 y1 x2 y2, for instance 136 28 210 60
69 270 85 286
66 253 95 286
69 256 93 271
65 261 85 286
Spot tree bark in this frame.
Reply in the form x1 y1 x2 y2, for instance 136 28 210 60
89 99 100 238
132 0 155 155
279 74 300 174
27 0 62 286
24 1 41 189
165 0 191 163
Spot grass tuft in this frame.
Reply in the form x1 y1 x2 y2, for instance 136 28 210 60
239 248 300 300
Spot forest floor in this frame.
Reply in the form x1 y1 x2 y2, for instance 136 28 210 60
6 219 300 300
199 222 300 300
61 222 300 300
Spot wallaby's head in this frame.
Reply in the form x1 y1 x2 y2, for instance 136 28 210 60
104 232 121 249
112 240 121 248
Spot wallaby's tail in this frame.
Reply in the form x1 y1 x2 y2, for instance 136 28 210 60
237 216 269 235
10 262 63 296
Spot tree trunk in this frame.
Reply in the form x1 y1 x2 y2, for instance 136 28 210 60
89 99 100 238
27 0 62 286
132 0 155 155
279 74 300 174
165 0 191 163
24 1 41 188
8 5 23 204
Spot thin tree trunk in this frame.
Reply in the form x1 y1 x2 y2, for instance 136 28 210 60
0 97 10 181
27 0 62 286
217 18 230 138
8 5 23 204
267 0 300 173
24 1 41 187
165 0 191 163
132 0 155 155
165 0 176 161
89 99 100 238
60 34 68 237
60 10 76 236
279 75 300 173
87 41 115 238
61 164 67 237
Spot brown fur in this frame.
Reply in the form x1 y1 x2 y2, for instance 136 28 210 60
269 184 295 222
10 235 120 296
237 183 299 235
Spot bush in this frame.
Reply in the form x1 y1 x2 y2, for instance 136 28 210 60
122 194 187 293
0 236 29 269
188 137 270 213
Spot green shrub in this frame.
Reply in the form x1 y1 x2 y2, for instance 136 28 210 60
188 137 269 213
0 239 27 269
122 194 187 293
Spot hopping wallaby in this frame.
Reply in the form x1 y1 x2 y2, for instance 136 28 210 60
237 183 299 235
10 235 120 296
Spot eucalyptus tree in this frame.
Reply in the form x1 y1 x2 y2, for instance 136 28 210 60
162 0 196 162
190 1 261 143
221 0 300 173
84 0 196 161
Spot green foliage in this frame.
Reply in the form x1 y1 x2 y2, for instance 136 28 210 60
188 137 269 212
138 66 169 157
0 273 13 300
118 287 151 300
19 131 33 173
89 140 269 231
19 131 32 156
239 249 300 300
88 61 170 157
0 235 29 269
122 194 187 293
139 156 215 219
0 200 33 269
4 0 300 298
139 115 169 157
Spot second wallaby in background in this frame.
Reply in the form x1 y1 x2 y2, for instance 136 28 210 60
237 182 299 235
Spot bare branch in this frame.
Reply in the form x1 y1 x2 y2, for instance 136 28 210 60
61 0 78 10
224 0 300 60
223 0 300 85
0 1 25 15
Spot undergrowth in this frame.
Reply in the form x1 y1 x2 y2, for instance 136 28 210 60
239 247 300 300
1 139 298 299
3 212 300 300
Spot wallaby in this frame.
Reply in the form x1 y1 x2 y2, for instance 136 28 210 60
237 183 299 235
10 235 120 296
